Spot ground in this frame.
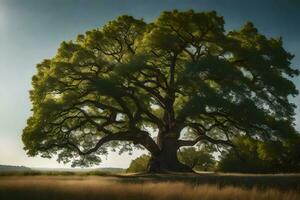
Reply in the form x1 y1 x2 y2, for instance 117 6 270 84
0 173 300 200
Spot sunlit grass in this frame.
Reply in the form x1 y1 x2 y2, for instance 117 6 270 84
0 175 300 200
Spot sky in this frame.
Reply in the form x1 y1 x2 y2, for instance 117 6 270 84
0 0 299 169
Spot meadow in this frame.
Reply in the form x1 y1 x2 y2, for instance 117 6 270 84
0 173 300 200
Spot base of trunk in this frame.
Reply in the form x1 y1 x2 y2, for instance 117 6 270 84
147 156 193 173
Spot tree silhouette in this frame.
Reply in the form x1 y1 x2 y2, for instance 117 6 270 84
23 10 299 172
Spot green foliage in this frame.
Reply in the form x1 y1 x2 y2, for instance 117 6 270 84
178 147 215 171
218 136 300 173
126 154 150 173
23 10 299 169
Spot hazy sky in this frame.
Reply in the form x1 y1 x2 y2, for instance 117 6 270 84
0 0 299 168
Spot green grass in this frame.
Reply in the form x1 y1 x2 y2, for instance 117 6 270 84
0 173 300 200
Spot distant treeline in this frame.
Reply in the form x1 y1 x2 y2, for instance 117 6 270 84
0 165 31 172
0 165 125 175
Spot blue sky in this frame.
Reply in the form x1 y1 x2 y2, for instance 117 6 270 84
0 0 299 168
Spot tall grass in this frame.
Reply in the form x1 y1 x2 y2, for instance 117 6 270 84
0 176 299 200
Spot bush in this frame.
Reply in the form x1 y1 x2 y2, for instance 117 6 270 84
126 154 150 173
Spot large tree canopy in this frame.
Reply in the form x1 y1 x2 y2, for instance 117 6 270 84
23 10 299 172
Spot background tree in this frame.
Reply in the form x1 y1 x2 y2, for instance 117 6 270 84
127 154 150 173
218 136 270 173
218 135 300 173
178 147 215 171
23 10 299 172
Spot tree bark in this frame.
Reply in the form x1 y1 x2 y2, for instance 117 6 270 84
147 138 193 173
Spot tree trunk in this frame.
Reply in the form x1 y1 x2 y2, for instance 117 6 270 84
147 138 193 173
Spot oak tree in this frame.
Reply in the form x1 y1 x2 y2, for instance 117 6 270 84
23 10 299 172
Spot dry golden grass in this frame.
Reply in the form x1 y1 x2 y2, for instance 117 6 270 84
0 175 299 200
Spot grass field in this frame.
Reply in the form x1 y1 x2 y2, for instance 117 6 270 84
0 173 300 200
